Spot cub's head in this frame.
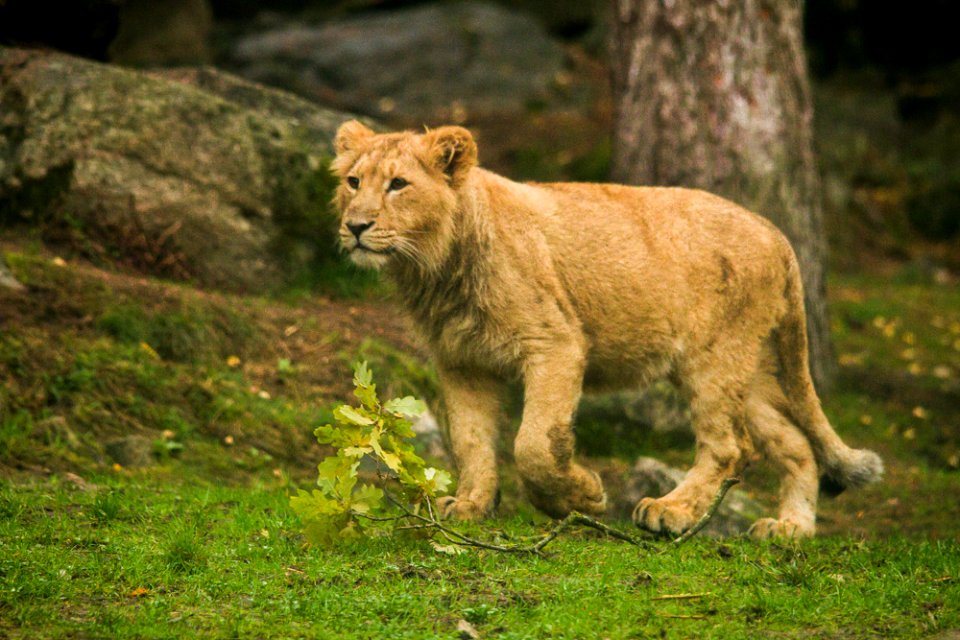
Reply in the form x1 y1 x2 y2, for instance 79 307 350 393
331 120 478 271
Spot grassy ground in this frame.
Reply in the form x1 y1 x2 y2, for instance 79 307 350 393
1 246 959 638
1 477 957 639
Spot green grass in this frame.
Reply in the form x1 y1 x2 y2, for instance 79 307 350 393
2 250 960 637
1 477 957 639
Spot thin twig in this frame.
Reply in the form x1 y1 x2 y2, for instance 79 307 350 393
670 478 740 546
394 523 440 532
382 491 530 553
651 592 712 601
354 513 410 523
372 478 736 556
567 513 653 547
380 492 647 555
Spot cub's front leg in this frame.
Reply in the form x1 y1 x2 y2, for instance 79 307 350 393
435 368 504 521
514 345 607 518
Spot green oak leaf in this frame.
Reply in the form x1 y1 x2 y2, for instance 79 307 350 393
424 467 453 495
353 361 373 388
316 455 359 495
354 383 379 411
380 451 402 472
350 484 384 515
334 405 375 426
314 423 347 447
289 489 340 519
383 396 426 418
397 445 426 469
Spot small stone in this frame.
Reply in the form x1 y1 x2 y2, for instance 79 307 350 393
610 456 763 536
456 619 480 640
105 435 155 468
0 259 25 291
63 472 97 492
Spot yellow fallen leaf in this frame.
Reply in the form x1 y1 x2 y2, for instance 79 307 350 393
139 342 160 360
226 355 241 368
111 463 123 472
912 406 928 419
902 428 916 440
908 362 923 375
839 353 864 366
129 587 149 598
933 365 953 379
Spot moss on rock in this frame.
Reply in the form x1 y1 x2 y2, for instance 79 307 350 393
0 47 362 292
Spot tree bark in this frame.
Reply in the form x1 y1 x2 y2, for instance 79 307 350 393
609 0 834 392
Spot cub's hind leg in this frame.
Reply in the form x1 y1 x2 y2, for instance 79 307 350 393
633 347 755 535
747 344 820 538
745 364 818 539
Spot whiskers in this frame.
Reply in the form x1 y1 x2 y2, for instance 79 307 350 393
337 226 434 272
391 235 432 272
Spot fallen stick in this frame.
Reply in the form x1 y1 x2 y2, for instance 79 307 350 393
651 592 712 601
670 477 740 546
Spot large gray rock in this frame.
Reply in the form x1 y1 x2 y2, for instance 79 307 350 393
0 47 359 291
605 456 764 536
227 1 570 123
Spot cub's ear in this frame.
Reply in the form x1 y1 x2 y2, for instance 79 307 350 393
422 126 478 187
334 120 374 155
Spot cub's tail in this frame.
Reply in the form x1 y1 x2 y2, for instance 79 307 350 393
775 254 884 496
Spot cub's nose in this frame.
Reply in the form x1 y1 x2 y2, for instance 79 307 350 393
346 221 374 240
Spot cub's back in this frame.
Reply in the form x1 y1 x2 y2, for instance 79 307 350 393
526 182 793 366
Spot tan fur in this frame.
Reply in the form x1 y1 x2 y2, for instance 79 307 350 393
332 121 883 538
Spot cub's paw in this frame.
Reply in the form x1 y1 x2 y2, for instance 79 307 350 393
436 496 490 521
748 517 814 540
566 468 608 516
632 497 697 536
526 468 608 519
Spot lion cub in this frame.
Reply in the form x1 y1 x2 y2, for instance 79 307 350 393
331 120 882 538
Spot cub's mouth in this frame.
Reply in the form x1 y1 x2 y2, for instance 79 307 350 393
352 244 394 255
346 242 393 270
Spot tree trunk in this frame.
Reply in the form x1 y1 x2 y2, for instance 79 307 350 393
609 0 834 392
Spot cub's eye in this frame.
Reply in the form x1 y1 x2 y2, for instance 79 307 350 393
388 177 409 192
347 176 360 189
